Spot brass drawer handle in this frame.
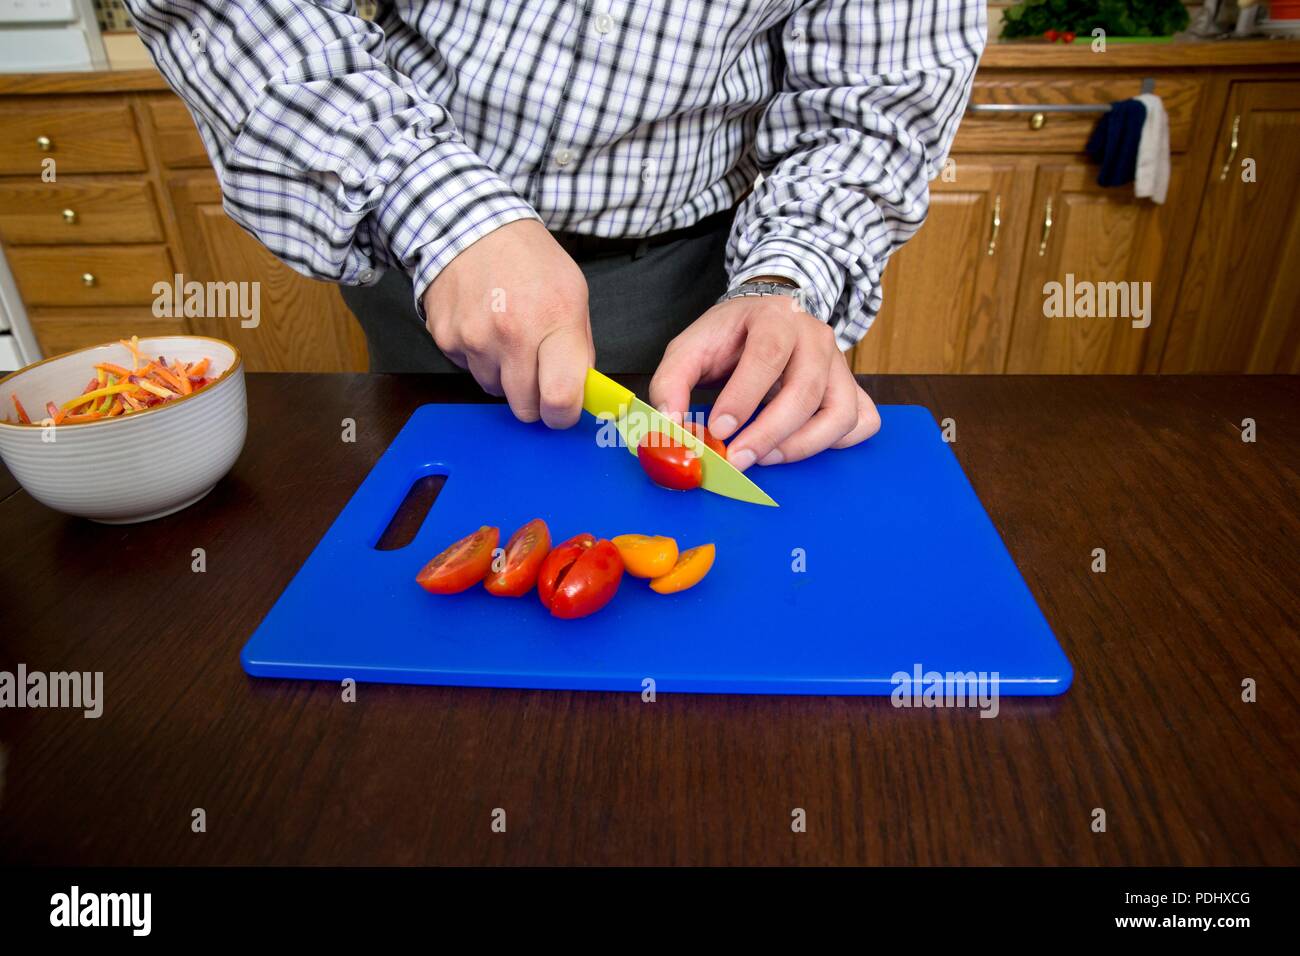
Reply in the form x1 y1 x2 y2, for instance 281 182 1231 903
36 135 52 151
1037 198 1053 257
81 273 97 287
1029 112 1046 131
62 209 78 225
1219 114 1241 181
986 195 1002 256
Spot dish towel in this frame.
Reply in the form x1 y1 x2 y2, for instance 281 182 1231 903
1134 92 1170 204
1085 98 1147 188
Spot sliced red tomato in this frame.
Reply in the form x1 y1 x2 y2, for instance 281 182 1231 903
537 533 595 609
637 432 702 490
537 533 624 619
485 518 551 597
416 525 499 594
685 421 726 457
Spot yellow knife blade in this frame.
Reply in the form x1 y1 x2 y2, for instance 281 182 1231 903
582 368 778 507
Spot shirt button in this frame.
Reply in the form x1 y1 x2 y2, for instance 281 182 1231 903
554 148 574 167
593 13 614 35
357 268 376 285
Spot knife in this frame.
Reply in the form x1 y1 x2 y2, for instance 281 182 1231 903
582 368 778 507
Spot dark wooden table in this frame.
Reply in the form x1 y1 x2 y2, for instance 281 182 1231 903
1 374 1296 866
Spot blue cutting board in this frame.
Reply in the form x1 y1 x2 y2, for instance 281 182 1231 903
241 404 1071 695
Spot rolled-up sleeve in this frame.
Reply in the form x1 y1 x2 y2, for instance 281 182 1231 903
727 0 985 348
125 1 539 310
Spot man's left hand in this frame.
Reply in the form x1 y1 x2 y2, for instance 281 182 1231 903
649 296 880 471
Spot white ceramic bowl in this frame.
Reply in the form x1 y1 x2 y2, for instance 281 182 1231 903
0 336 246 523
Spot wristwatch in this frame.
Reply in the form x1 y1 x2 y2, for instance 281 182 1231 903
718 275 800 305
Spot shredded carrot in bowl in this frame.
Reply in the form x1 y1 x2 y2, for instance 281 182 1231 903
6 337 224 426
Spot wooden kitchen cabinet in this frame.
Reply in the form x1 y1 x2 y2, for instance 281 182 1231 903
848 43 1300 374
0 97 144 175
166 172 368 372
8 243 175 308
25 306 185 357
1160 82 1300 373
851 158 1032 373
0 179 164 245
1004 160 1182 374
2 43 1299 373
0 81 367 371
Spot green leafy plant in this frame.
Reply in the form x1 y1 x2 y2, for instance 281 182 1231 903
1001 0 1190 39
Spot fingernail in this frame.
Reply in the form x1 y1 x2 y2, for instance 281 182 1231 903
711 413 737 439
758 449 784 466
729 447 756 471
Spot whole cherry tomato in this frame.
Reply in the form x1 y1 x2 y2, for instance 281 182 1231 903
416 525 499 594
1062 31 1076 43
637 432 702 490
1044 29 1058 41
485 518 551 597
537 533 625 619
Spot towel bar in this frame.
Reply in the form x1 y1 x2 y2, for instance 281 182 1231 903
966 77 1156 116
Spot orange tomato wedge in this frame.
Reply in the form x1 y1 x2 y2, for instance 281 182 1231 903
648 543 715 595
611 534 679 579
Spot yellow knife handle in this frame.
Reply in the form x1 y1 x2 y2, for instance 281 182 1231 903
583 368 635 419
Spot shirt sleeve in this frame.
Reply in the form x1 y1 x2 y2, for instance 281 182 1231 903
726 0 986 349
125 1 540 312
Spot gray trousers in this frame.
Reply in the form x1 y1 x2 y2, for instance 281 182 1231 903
340 212 732 374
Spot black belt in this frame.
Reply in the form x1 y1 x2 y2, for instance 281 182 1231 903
551 205 737 261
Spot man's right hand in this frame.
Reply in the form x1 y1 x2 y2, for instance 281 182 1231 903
421 219 594 428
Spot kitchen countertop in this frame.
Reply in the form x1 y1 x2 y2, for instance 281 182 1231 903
0 373 1296 865
2 39 1299 95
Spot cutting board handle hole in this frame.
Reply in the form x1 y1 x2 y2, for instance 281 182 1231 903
374 473 448 551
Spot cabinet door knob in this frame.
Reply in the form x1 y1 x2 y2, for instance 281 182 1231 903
36 135 52 151
1037 198 1054 257
81 273 97 287
1029 112 1046 131
986 195 1002 257
1218 114 1241 182
62 209 78 225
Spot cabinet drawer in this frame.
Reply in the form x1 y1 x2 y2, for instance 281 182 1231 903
0 98 145 175
28 308 189 359
146 96 212 169
0 180 163 245
8 245 173 307
954 74 1201 154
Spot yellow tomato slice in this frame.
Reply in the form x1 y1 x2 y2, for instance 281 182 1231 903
649 543 715 594
611 534 679 579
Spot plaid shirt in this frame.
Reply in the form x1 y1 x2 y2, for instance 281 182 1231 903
127 1 984 347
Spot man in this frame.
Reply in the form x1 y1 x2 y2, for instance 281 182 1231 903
128 1 983 470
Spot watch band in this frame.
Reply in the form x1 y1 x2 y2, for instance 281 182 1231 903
718 279 800 305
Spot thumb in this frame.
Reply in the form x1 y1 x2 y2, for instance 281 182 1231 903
536 320 591 429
